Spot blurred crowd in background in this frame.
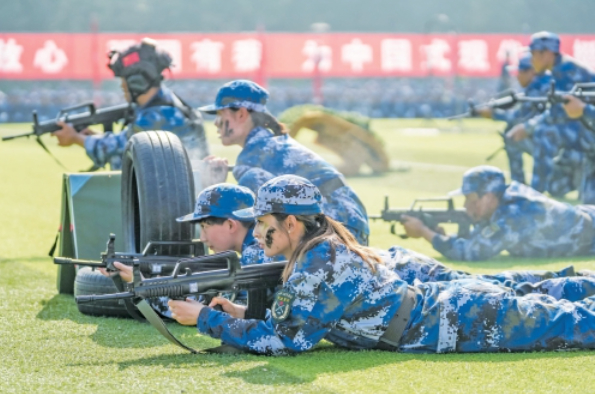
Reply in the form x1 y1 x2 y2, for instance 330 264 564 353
0 76 509 123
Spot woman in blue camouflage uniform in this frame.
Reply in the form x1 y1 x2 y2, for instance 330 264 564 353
169 175 595 355
198 79 370 245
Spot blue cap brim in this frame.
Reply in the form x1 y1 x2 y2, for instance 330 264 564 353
232 207 257 220
197 104 219 115
176 212 210 222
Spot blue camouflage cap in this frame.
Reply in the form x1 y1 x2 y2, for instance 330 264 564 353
529 31 560 53
176 183 255 222
198 79 270 115
449 166 507 197
234 175 323 219
517 53 533 72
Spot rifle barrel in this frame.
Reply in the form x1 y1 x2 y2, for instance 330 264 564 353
2 132 34 141
53 257 105 268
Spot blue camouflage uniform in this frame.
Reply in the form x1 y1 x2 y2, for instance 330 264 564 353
196 175 595 355
492 55 551 184
149 184 278 317
382 245 595 302
199 79 369 244
84 86 208 170
431 166 595 261
522 32 595 200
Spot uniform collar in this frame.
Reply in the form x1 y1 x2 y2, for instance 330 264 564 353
244 126 275 145
241 223 258 253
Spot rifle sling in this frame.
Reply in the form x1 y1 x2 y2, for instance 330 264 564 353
135 299 247 355
110 275 147 323
35 137 68 170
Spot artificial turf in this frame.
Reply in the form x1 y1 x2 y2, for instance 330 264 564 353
1 119 594 393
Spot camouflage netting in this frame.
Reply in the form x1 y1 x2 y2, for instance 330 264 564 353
278 105 389 176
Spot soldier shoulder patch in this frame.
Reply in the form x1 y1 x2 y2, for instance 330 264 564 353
272 289 295 324
481 222 501 238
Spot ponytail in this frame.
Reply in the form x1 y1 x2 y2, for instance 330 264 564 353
250 111 288 136
272 213 383 283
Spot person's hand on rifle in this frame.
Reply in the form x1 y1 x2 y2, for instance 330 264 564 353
401 215 443 242
52 121 90 147
506 123 528 142
474 108 493 119
562 95 586 119
98 262 134 282
202 155 229 186
168 296 247 325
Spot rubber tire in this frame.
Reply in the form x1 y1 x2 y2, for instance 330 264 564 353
121 131 195 256
74 267 131 318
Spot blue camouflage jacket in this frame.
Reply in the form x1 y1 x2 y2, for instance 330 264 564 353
525 55 595 133
432 181 595 261
232 127 369 243
492 72 552 126
84 86 206 169
197 239 410 355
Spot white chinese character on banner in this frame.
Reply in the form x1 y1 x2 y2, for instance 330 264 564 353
232 39 262 72
155 40 182 73
33 40 68 74
458 40 490 72
302 40 332 72
381 39 412 71
341 38 372 72
496 39 525 65
0 38 24 73
573 39 595 70
420 39 451 72
190 39 224 73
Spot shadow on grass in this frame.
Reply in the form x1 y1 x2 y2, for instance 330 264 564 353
36 293 217 350
66 343 595 387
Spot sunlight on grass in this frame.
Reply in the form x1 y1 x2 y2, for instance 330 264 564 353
1 120 594 393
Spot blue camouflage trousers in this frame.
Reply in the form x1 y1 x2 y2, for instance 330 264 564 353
504 137 533 184
532 119 595 201
391 253 594 301
399 278 595 353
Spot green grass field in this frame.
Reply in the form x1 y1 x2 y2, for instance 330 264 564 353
1 119 594 393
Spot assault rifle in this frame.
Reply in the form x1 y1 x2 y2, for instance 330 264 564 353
75 252 286 353
448 81 595 120
76 252 285 305
53 234 211 278
2 102 133 169
2 102 133 141
370 196 472 239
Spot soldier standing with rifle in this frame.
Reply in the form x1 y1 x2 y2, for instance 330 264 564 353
507 32 595 202
475 54 552 185
51 38 208 170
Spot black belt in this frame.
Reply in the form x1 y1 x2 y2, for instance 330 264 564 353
376 286 419 351
316 177 346 197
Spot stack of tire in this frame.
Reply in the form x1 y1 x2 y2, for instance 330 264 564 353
75 131 195 318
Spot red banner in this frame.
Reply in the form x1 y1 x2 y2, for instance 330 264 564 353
0 33 594 80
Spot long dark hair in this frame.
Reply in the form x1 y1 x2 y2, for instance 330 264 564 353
249 110 288 136
271 213 382 283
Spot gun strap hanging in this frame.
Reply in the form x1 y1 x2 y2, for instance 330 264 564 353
135 299 247 355
109 275 148 323
35 136 69 171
